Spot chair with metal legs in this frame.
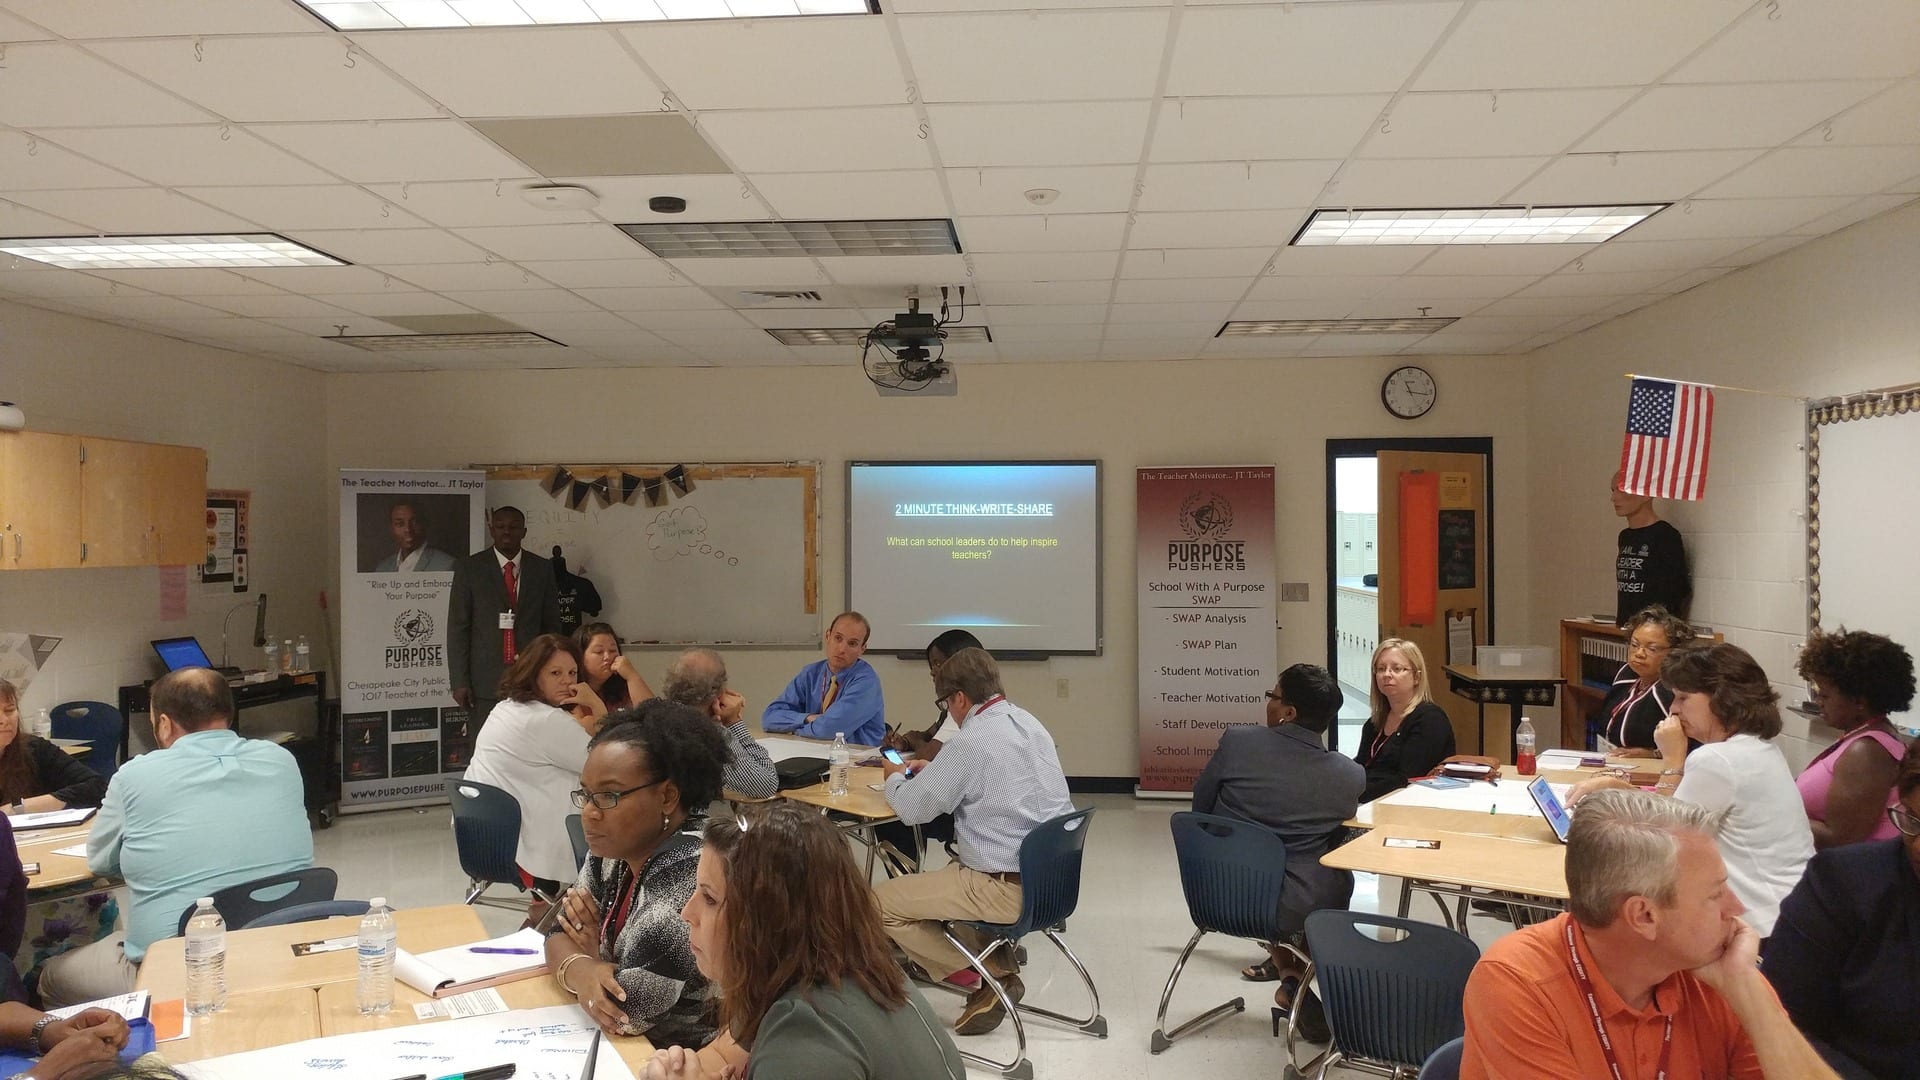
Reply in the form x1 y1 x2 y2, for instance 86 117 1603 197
1151 812 1318 1062
929 807 1106 1080
446 778 560 928
1288 910 1479 1079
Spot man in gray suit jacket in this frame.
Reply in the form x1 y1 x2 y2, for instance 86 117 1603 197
446 506 564 725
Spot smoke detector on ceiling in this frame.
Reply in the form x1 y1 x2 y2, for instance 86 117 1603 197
520 184 600 211
1024 188 1060 206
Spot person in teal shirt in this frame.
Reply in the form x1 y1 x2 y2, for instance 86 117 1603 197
38 668 312 1006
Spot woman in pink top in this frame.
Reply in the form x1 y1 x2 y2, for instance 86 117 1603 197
1794 628 1913 848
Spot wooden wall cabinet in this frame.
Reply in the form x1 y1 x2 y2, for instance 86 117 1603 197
1559 617 1723 749
0 431 206 570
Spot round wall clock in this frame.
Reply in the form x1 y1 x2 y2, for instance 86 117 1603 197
1381 365 1437 419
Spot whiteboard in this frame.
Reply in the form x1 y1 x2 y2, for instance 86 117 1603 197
1810 396 1920 725
486 463 819 645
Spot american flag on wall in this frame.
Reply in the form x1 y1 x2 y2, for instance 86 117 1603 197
1619 377 1714 501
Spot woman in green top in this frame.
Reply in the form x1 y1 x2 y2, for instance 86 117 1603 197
640 804 965 1080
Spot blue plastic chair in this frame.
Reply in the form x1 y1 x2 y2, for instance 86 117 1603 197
938 808 1106 1080
1300 910 1479 1079
1151 813 1322 1058
566 814 588 873
175 866 338 936
446 778 558 914
49 700 123 782
244 899 373 929
1419 1036 1465 1079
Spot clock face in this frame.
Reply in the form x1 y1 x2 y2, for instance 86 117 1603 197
1382 365 1437 419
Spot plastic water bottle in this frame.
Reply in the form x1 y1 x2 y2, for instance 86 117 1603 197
184 898 227 1016
33 708 51 739
294 635 312 673
1515 717 1538 776
829 733 851 796
262 640 281 674
356 897 397 1015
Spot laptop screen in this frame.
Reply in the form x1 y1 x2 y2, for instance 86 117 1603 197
1529 775 1574 844
151 637 214 672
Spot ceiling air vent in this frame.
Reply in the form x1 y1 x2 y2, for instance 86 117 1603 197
738 290 825 305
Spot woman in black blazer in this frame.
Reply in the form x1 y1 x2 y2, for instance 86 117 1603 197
1352 638 1456 802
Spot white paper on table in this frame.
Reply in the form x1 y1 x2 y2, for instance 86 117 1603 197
6 806 95 829
51 843 88 858
1537 749 1607 770
758 735 840 762
177 1004 633 1080
413 987 509 1020
395 926 548 997
48 990 149 1022
1359 777 1567 819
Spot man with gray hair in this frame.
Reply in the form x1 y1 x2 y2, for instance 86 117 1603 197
1462 789 1839 1079
659 648 777 799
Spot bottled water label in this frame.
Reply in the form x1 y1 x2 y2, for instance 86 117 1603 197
185 931 225 960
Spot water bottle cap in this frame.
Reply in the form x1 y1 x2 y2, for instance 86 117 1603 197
370 897 387 908
197 897 214 907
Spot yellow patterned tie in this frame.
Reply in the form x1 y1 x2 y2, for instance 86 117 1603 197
820 674 839 711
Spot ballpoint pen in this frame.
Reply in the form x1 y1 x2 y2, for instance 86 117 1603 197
429 1066 517 1080
467 946 539 955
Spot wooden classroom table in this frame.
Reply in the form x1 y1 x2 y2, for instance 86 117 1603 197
16 821 119 903
315 976 660 1070
158 987 322 1065
138 904 486 999
781 763 911 878
1321 825 1569 915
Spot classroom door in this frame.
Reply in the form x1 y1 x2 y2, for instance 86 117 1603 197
1375 449 1494 755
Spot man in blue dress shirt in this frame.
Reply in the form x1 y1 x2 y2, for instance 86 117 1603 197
761 611 885 746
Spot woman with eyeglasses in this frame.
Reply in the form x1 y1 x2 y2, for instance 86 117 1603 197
1353 638 1456 802
1764 738 1920 1079
545 700 736 1056
639 803 964 1080
461 633 608 905
1595 605 1696 756
1793 628 1915 849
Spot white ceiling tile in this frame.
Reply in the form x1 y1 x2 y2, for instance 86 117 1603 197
740 306 868 329
1120 247 1275 279
752 171 948 220
1579 82 1891 153
0 131 145 190
1339 296 1482 319
502 310 650 335
352 26 661 118
1516 269 1685 297
0 44 214 127
994 324 1105 343
1574 237 1762 274
227 264 407 292
2 188 255 232
818 253 970 286
652 327 789 350
955 214 1126 253
251 120 537 183
1138 161 1339 212
1266 246 1435 276
180 185 429 230
311 291 478 317
613 310 750 331
434 288 598 312
1798 82 1920 147
1414 0 1742 91
929 102 1150 167
1609 197 1854 241
362 180 603 227
976 279 1115 305
574 286 727 311
0 9 53 40
515 259 679 288
1099 342 1204 360
1399 332 1532 354
1242 274 1390 303
453 224 644 261
1369 274 1539 299
1469 294 1622 318
0 266 129 298
554 176 765 222
1330 157 1550 206
667 256 826 287
980 303 1105 325
4 0 323 36
1299 334 1432 357
0 198 89 236
1168 3 1461 96
946 166 1138 215
1721 235 1816 266
901 9 1169 103
89 36 437 122
1126 209 1307 250
286 228 487 265
1199 334 1311 358
84 268 287 296
1652 266 1737 294
1365 89 1637 159
1150 95 1388 163
381 260 541 291
1404 244 1590 276
41 125 340 187
1701 146 1920 198
1508 150 1764 203
622 17 905 110
1111 278 1249 304
1227 298 1367 321
700 108 932 173
1669 0 1920 83
59 294 237 321
1106 303 1231 324
1787 193 1920 236
964 251 1116 282
194 293 362 318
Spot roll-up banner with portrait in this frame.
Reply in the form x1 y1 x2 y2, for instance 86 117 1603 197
339 469 487 812
1136 466 1278 794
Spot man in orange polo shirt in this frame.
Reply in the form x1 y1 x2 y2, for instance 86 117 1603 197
1462 790 1838 1080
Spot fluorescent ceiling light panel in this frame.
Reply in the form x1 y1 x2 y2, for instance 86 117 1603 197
1292 206 1668 246
330 331 562 351
767 326 992 346
1218 317 1458 336
301 0 873 29
621 219 961 259
0 234 346 270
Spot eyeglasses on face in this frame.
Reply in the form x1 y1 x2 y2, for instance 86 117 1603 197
1264 690 1287 704
570 777 666 810
1628 640 1670 655
1375 664 1413 676
935 692 956 711
1889 805 1920 839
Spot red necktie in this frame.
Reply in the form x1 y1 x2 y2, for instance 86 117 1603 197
502 559 519 664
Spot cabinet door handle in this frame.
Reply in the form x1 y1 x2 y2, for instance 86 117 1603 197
11 533 19 560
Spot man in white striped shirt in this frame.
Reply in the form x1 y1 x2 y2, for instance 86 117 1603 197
875 647 1076 1036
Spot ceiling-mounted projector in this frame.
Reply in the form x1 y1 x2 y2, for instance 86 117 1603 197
861 288 965 396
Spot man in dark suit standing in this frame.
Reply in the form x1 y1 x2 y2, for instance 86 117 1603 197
447 506 563 726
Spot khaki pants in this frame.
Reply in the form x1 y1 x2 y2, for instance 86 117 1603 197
875 862 1023 980
38 933 137 1008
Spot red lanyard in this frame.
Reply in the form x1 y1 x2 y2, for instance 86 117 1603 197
1565 920 1672 1080
601 870 640 945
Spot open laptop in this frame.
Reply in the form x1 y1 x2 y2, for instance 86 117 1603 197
149 636 215 672
1528 775 1575 844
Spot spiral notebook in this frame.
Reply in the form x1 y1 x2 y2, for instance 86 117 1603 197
395 927 549 999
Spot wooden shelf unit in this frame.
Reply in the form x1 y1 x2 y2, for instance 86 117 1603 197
1558 617 1722 749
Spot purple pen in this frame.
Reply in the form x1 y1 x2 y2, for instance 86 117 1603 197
467 946 539 955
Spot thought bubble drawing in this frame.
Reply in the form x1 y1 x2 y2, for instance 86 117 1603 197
646 506 708 561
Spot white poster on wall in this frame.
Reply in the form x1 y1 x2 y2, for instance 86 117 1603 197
338 469 486 812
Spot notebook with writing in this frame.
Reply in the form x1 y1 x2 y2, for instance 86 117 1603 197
395 927 549 999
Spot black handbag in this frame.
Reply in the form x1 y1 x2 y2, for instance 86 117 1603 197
774 756 830 791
